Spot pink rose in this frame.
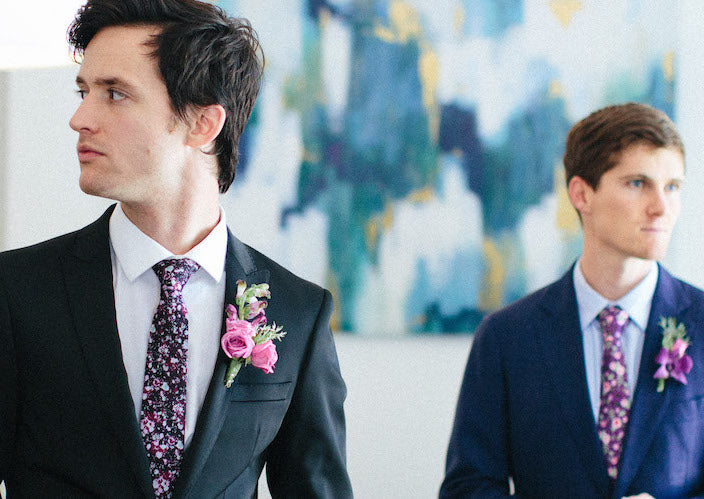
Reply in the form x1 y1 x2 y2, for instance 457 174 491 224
221 320 256 359
226 318 256 337
250 340 278 374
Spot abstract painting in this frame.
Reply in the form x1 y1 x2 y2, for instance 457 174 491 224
217 0 677 334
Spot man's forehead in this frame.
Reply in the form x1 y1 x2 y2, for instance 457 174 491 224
77 25 162 85
82 25 159 62
611 144 685 179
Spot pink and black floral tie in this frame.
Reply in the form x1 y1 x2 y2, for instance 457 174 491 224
140 258 200 497
596 305 630 481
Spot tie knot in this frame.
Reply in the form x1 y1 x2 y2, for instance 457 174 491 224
598 305 629 338
153 258 200 292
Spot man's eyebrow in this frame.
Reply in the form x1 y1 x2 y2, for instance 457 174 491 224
75 75 138 91
619 173 685 183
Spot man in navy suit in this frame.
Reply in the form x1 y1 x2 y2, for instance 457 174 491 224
0 0 352 497
440 103 704 498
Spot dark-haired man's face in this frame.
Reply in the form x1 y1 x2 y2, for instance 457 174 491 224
70 25 190 207
579 143 684 263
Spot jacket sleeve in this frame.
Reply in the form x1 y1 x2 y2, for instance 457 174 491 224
439 315 513 498
264 289 353 498
0 266 17 484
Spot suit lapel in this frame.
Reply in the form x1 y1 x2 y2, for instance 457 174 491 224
175 231 269 498
614 267 686 497
536 268 610 495
62 206 154 497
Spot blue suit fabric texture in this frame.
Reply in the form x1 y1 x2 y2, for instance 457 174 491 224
0 206 353 498
441 265 704 498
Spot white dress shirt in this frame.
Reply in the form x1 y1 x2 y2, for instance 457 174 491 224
109 203 227 447
573 259 658 422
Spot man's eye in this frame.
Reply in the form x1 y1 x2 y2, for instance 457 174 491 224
628 179 643 188
76 89 86 99
108 89 127 101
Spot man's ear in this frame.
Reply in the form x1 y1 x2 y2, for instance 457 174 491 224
567 175 593 216
185 104 226 150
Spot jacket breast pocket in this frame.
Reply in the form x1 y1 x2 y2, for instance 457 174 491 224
228 381 292 402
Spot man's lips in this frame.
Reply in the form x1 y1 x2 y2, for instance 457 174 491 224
77 145 105 161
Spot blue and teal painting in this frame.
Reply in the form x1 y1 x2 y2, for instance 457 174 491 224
217 0 677 334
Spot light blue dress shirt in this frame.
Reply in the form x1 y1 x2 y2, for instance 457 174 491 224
572 259 658 422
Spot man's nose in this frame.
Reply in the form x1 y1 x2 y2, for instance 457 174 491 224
69 95 98 134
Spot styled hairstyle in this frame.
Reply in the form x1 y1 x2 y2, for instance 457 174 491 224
68 0 264 193
564 102 684 190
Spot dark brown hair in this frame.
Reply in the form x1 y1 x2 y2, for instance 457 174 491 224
68 0 264 193
564 102 683 189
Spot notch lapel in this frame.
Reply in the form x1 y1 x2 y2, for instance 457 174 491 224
61 207 154 498
536 269 610 495
175 231 269 497
614 267 686 497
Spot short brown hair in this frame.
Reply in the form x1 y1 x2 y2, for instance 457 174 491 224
564 102 684 189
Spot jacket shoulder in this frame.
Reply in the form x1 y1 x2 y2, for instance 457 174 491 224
0 207 112 272
239 240 327 299
482 273 572 328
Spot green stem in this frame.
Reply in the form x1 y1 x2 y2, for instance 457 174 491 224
224 359 244 388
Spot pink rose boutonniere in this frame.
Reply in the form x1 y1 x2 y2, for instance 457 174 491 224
654 317 693 393
221 280 286 388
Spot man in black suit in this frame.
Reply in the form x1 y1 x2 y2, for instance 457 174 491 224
0 0 352 497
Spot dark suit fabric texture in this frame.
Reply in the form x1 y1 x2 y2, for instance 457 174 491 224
440 265 704 499
0 206 353 498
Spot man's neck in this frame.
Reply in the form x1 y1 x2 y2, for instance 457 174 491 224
579 250 654 301
120 189 221 255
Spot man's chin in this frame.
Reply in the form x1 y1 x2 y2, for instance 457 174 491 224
634 245 669 263
78 177 117 200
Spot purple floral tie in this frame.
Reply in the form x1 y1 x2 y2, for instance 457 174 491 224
140 258 200 497
596 305 630 481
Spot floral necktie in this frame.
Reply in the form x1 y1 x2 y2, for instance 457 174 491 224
596 305 630 481
140 258 200 497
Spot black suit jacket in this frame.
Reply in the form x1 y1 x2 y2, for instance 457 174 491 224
0 206 353 498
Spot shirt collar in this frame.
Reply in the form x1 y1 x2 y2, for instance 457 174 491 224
573 258 658 332
109 203 228 283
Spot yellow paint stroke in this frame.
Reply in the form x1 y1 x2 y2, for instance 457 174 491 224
549 79 564 98
300 148 320 164
479 237 505 311
408 185 435 203
382 203 394 231
453 5 465 37
373 0 421 44
550 0 583 28
365 218 379 252
374 24 397 43
326 273 342 331
419 47 441 140
554 164 581 235
389 0 421 43
663 51 675 82
365 203 395 251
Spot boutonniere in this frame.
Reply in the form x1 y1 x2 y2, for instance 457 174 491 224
654 317 693 392
221 280 286 388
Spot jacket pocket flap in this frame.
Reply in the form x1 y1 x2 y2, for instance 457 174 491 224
229 381 292 402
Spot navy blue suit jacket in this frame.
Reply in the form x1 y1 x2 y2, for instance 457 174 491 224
0 206 353 498
440 265 704 498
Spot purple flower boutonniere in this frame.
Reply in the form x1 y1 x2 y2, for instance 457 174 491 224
654 317 693 393
221 280 286 388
